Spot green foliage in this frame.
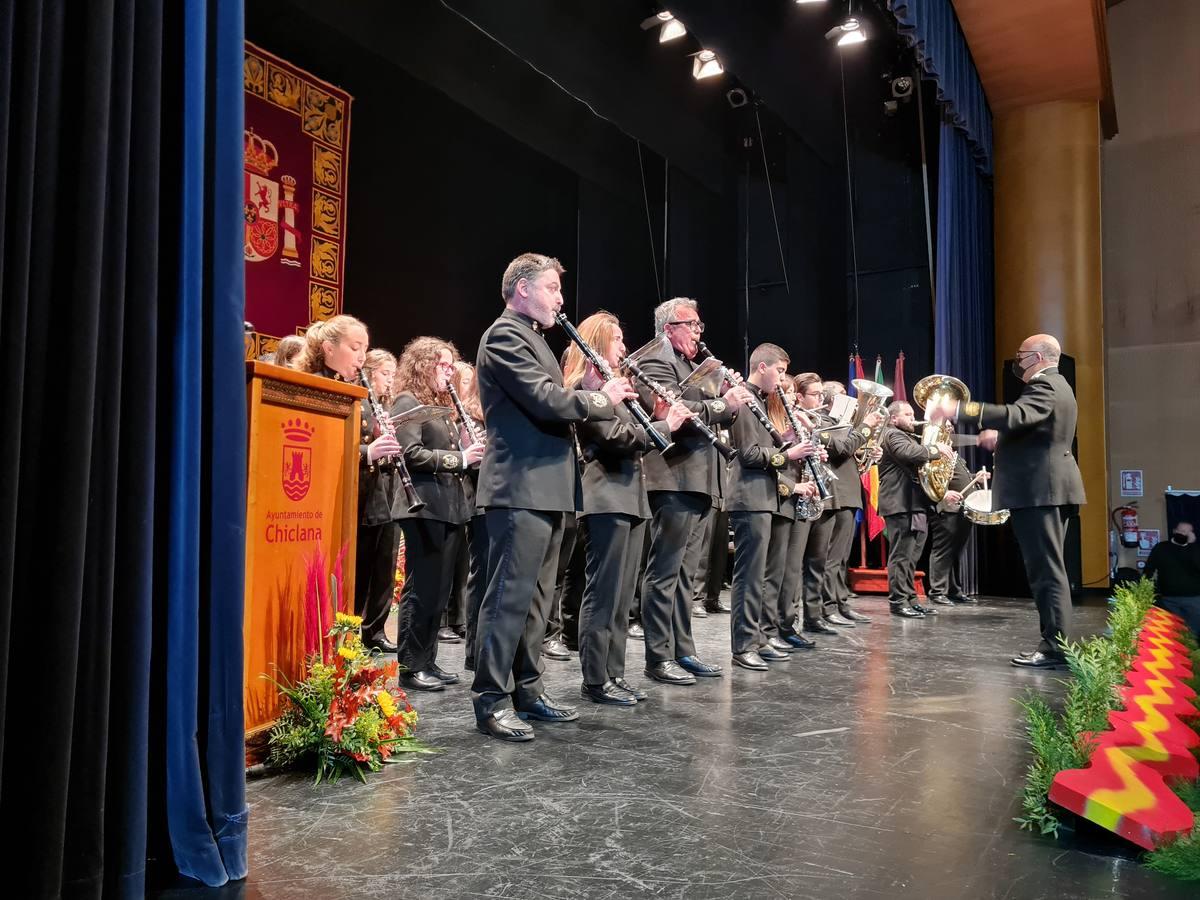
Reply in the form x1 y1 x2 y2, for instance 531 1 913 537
1145 782 1200 881
1015 578 1159 837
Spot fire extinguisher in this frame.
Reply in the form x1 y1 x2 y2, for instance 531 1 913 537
1112 505 1139 548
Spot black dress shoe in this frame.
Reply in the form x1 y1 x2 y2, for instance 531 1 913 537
826 612 857 627
706 598 732 614
928 594 955 606
517 694 580 722
949 595 977 605
477 708 534 742
911 602 939 615
805 620 839 635
1011 651 1067 669
890 604 924 618
732 651 769 671
542 638 572 660
645 660 696 685
759 645 789 661
362 637 398 653
842 608 872 624
581 681 637 706
627 623 645 639
612 677 647 701
437 627 462 643
401 671 446 692
783 633 817 650
677 655 723 677
767 636 795 653
429 664 459 685
691 602 708 618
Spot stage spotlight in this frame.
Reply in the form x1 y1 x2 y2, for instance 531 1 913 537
794 0 827 4
825 17 866 46
691 49 724 80
726 87 748 108
891 75 914 99
640 10 687 43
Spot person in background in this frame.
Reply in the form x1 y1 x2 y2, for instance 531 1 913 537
1144 521 1200 638
273 334 306 368
293 314 369 383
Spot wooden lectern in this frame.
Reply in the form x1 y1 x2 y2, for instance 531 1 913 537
243 361 366 759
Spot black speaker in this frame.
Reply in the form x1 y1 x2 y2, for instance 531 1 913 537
977 355 1083 596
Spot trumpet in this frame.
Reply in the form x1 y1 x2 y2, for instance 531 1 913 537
554 312 672 454
360 370 425 514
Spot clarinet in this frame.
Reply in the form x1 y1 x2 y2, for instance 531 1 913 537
696 342 786 448
621 356 736 461
446 382 484 446
554 312 672 454
360 370 425 514
775 386 833 520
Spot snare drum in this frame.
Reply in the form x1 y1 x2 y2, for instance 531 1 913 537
963 489 1010 526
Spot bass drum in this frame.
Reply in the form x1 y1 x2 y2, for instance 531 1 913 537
963 489 1010 526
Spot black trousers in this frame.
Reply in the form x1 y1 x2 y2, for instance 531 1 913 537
397 519 465 673
556 516 587 648
702 508 731 607
928 510 971 600
775 517 811 638
630 524 651 623
691 511 715 603
1009 506 1074 654
578 514 646 685
545 512 578 643
354 521 400 644
820 507 857 617
801 509 835 624
885 512 927 607
730 512 792 653
462 513 488 668
641 491 707 664
471 508 565 720
444 531 469 630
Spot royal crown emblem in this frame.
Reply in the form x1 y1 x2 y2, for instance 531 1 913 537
281 418 315 502
244 129 302 266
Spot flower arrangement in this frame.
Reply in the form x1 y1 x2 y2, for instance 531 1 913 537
265 612 429 783
263 544 429 784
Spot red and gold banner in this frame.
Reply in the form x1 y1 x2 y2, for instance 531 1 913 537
243 42 352 360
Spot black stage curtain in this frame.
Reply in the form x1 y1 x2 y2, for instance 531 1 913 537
0 2 248 896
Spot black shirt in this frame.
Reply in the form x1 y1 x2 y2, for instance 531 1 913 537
1144 540 1200 597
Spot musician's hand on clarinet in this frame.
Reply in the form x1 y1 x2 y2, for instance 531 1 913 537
817 447 829 463
601 376 637 407
582 362 605 391
978 429 999 451
935 442 954 462
796 481 818 498
665 401 693 433
782 427 798 444
367 434 401 464
463 441 485 467
786 439 816 461
722 385 753 411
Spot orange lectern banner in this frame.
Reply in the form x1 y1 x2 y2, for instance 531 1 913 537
243 361 365 752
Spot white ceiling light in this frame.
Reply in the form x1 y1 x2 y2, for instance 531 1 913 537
640 10 687 43
825 17 866 47
794 0 827 5
691 49 724 80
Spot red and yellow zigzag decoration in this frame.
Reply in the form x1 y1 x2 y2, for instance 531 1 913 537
1049 608 1199 850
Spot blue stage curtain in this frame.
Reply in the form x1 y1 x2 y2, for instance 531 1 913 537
164 0 248 888
889 0 992 175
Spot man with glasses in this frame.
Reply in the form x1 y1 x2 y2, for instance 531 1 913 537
635 298 751 685
930 334 1086 668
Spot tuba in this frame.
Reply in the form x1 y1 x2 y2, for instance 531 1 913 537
849 379 894 472
912 374 970 503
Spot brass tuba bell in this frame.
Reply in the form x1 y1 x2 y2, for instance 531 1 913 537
912 374 970 503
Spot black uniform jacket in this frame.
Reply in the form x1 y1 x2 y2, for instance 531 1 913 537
475 309 616 513
392 391 473 525
577 402 671 519
967 368 1086 511
358 399 401 527
635 346 737 497
878 426 940 517
817 413 871 510
726 383 792 515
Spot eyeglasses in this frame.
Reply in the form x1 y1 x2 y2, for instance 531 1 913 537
668 320 705 333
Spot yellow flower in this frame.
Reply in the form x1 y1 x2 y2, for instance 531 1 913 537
335 612 363 628
337 645 359 661
377 691 397 718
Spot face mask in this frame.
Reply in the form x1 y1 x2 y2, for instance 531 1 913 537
1171 532 1189 546
1011 357 1033 380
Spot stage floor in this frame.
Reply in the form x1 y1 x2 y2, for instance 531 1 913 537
167 594 1194 899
